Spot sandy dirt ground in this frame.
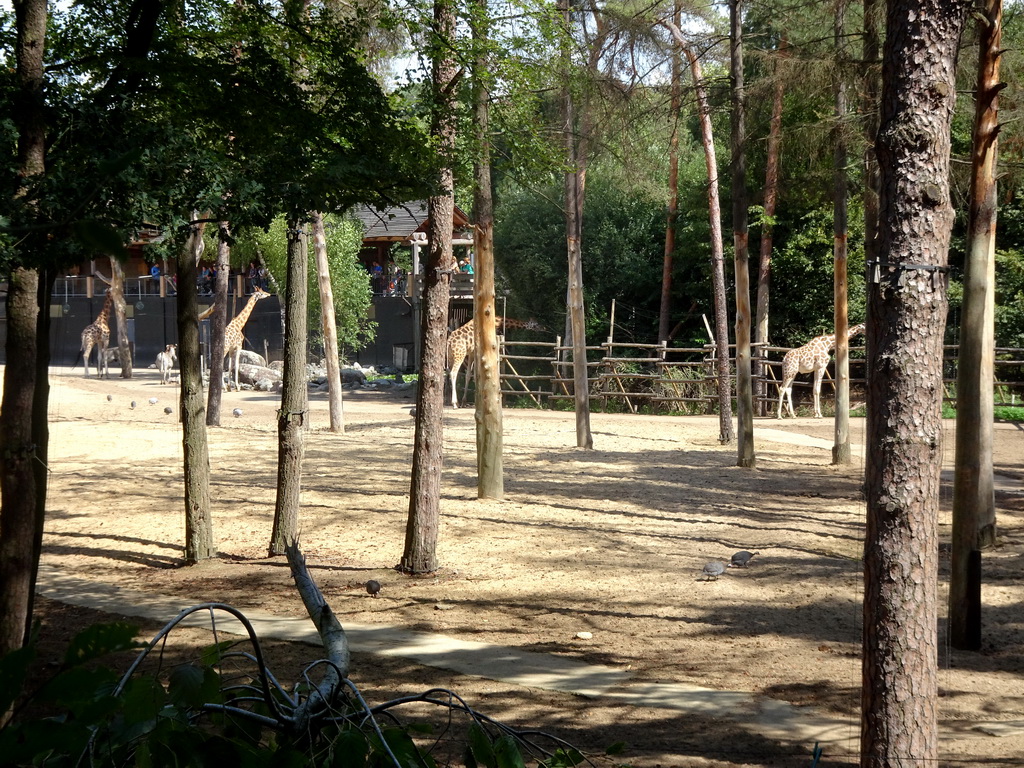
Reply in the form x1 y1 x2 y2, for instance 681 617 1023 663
10 364 1024 767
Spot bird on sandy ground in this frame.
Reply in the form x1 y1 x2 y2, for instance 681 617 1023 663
365 579 381 598
106 394 113 402
702 561 727 581
130 401 137 409
730 550 759 568
149 397 158 405
163 406 173 415
232 408 243 418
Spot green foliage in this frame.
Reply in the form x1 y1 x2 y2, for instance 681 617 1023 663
233 215 376 353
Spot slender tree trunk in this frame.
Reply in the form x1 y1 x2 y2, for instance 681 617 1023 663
861 0 968 762
109 257 133 378
755 38 786 416
207 222 231 426
663 23 733 443
471 0 503 498
0 0 47 664
659 0 682 344
950 0 1002 651
862 0 882 275
176 220 215 564
311 213 344 433
833 0 852 465
731 0 754 466
270 221 309 556
401 0 457 573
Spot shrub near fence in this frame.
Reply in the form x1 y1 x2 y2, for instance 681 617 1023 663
487 336 1024 416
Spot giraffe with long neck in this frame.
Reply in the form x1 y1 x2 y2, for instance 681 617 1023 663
80 291 114 378
446 317 542 408
223 288 270 391
777 323 865 418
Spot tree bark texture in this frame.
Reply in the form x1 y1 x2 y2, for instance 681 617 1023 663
471 0 503 499
109 257 134 379
730 0 754 466
833 0 852 465
862 0 882 271
402 0 457 573
176 222 215 564
950 0 1001 651
1 0 47 662
312 213 345 434
206 223 231 427
861 0 968 763
0 269 40 659
754 37 785 417
270 222 309 556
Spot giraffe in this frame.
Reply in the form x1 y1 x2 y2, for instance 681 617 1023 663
777 323 865 419
446 317 542 408
80 291 114 378
223 288 271 391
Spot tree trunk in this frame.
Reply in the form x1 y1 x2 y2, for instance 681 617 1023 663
659 0 683 344
0 269 40 660
311 213 344 433
270 221 309 556
561 0 593 450
862 0 882 276
950 0 1001 651
861 0 968 762
833 0 852 465
206 222 231 426
755 38 786 416
663 22 733 443
471 0 503 499
0 0 47 664
109 257 133 378
176 220 215 564
730 0 754 466
401 0 457 573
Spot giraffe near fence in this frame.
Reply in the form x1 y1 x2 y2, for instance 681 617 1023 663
446 316 542 408
223 288 271 391
777 323 866 419
80 291 114 378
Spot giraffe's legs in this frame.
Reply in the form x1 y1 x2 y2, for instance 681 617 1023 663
82 342 93 377
232 349 242 391
461 357 475 407
778 375 797 419
448 359 463 408
812 366 825 418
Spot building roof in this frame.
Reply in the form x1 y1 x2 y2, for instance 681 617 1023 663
353 201 472 243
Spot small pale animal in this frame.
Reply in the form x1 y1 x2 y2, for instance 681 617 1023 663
149 397 159 405
130 401 137 409
156 344 177 385
232 408 243 418
365 579 381 598
163 406 173 415
730 550 759 568
702 561 727 582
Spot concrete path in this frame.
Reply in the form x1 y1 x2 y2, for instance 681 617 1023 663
37 566 1019 751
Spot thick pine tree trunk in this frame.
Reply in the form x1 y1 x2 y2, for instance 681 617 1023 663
270 221 309 556
471 0 503 498
401 0 457 573
660 0 682 344
311 213 344 434
861 0 968 762
950 0 1002 650
176 221 215 564
730 0 754 466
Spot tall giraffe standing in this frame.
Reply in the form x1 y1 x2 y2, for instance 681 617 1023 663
80 291 114 378
446 317 541 408
777 323 865 419
223 288 271 391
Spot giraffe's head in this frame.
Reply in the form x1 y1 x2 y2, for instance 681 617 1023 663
251 287 271 301
848 323 866 339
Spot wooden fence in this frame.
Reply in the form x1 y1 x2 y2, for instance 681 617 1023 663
487 336 1024 415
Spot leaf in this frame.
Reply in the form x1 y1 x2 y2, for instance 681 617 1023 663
63 622 141 667
466 723 497 768
328 729 369 768
493 735 527 768
72 219 129 259
605 741 628 756
0 643 36 714
97 148 145 178
167 664 221 708
201 639 238 668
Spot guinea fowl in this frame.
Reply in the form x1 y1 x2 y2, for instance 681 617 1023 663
730 550 759 568
701 561 727 581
